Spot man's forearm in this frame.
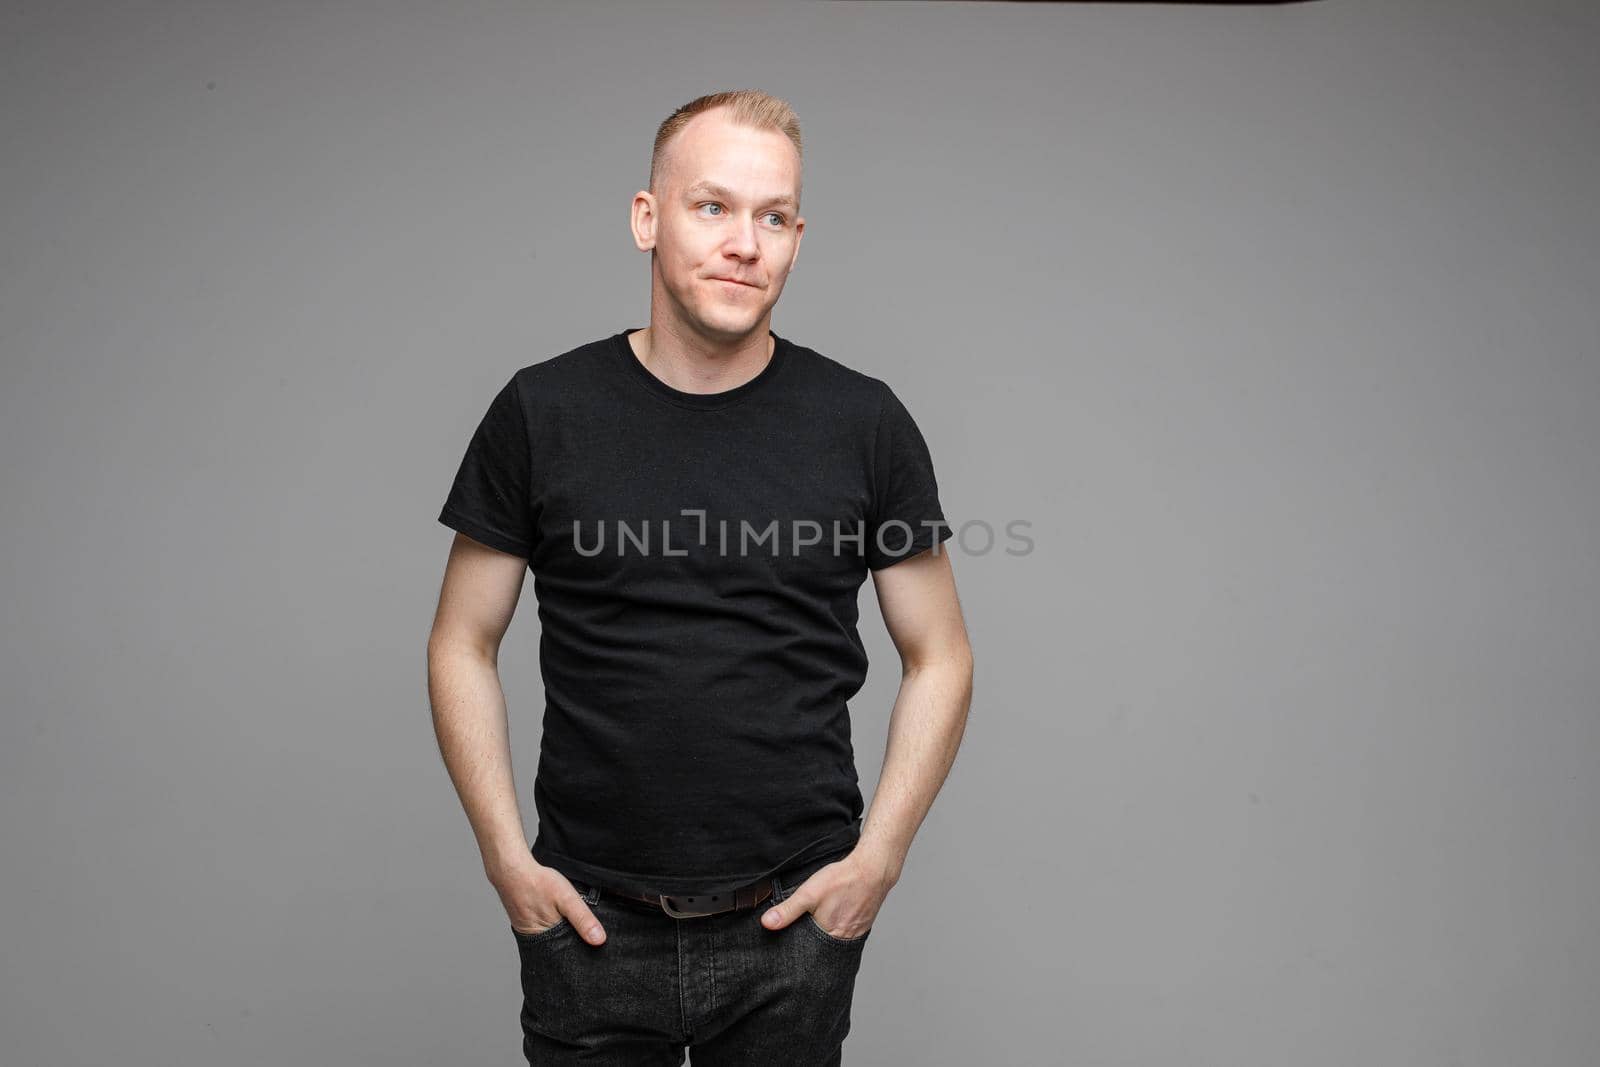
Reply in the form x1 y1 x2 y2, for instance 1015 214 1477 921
426 640 533 875
854 650 975 886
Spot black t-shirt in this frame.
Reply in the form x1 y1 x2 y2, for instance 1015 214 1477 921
437 327 953 897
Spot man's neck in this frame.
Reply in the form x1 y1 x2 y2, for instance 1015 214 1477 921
627 323 774 397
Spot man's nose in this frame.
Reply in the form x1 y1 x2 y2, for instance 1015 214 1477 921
724 216 760 258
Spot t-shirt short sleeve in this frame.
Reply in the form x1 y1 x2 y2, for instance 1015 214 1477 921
866 383 954 570
437 374 535 559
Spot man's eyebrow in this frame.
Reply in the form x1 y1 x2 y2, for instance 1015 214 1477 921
684 181 797 211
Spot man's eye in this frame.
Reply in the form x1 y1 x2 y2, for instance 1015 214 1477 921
763 213 785 226
701 203 724 216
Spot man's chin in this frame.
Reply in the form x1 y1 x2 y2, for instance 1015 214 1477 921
690 305 767 340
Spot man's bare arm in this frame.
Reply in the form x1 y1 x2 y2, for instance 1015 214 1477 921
856 544 975 887
426 532 606 943
427 533 532 870
760 543 973 936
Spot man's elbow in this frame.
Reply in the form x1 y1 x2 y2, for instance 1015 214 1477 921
904 638 974 680
427 626 500 676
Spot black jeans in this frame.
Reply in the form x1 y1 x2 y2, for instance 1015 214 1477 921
511 857 871 1065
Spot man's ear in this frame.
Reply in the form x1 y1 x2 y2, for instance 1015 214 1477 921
787 217 804 271
631 191 657 253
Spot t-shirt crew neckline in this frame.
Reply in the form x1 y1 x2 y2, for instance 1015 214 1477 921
611 327 790 411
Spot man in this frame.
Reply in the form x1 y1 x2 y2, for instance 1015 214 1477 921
428 89 974 1065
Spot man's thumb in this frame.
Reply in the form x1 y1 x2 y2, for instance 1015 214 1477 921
762 894 794 929
568 897 605 943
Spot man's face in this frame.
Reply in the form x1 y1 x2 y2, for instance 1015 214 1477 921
637 109 805 343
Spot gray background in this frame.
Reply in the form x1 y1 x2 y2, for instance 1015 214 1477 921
3 1 1595 1064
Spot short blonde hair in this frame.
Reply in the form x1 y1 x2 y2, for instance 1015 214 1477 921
650 89 804 202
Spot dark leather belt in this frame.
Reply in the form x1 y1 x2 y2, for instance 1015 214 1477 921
584 850 842 920
599 877 775 918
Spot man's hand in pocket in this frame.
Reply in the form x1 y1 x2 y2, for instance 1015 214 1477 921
490 856 606 944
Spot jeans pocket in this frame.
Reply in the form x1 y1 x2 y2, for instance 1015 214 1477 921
802 910 871 947
512 915 572 942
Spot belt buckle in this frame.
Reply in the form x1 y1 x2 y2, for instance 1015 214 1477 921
658 891 729 919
